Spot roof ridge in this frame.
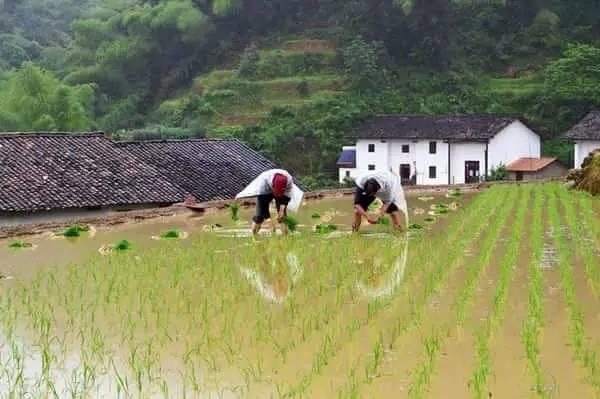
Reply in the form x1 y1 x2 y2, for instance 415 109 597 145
372 113 520 119
115 138 238 145
0 131 105 138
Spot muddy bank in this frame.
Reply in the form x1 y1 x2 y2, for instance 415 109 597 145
0 183 485 239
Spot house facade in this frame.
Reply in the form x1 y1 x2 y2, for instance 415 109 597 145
563 111 600 169
339 115 541 185
506 157 568 181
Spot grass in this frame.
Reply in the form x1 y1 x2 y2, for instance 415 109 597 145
0 184 598 397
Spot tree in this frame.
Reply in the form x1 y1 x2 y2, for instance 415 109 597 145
238 43 260 78
342 36 381 92
545 44 600 104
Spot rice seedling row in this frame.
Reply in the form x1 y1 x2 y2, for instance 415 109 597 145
469 185 531 398
548 183 600 394
572 191 600 297
406 186 519 399
520 185 547 395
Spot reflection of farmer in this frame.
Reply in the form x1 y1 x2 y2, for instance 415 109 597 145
236 169 304 236
352 171 407 232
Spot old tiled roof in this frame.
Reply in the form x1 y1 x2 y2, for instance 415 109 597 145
0 133 184 212
336 149 356 167
347 114 520 141
118 139 279 202
563 111 600 140
506 157 558 172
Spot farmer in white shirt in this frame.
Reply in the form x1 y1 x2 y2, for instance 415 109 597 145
352 171 407 232
236 169 303 236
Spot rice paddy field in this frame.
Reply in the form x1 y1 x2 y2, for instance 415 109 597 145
0 183 599 398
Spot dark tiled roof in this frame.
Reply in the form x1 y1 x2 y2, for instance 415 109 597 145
336 149 356 167
347 114 520 141
0 133 184 212
563 111 600 140
118 139 278 202
506 157 558 172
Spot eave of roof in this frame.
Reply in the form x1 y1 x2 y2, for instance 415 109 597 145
563 111 600 141
506 157 558 172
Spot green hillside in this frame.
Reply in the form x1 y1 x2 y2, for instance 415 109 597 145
0 0 599 183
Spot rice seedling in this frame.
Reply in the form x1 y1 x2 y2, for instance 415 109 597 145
311 212 321 219
283 216 299 232
114 239 132 251
313 224 337 234
230 203 240 221
160 229 181 239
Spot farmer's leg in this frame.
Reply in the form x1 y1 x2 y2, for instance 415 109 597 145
386 203 405 230
252 194 273 235
353 189 376 232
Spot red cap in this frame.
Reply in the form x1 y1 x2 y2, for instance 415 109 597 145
272 173 288 197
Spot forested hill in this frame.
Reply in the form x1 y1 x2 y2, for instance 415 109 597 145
1 0 599 184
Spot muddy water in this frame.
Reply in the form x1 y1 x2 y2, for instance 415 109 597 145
0 186 598 398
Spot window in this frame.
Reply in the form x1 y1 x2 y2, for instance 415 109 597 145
402 144 410 153
368 164 376 171
345 170 351 177
368 144 375 153
429 141 437 154
429 166 437 179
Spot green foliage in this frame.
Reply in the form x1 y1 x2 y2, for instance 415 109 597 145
545 44 600 104
342 36 381 92
489 164 508 181
238 43 260 79
0 63 93 131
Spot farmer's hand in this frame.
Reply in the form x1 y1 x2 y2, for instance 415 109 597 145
367 214 379 224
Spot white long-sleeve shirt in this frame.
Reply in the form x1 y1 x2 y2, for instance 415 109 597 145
355 171 408 218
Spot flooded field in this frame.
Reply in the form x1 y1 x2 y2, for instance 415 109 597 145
0 184 599 398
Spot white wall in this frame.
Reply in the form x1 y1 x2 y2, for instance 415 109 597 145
338 167 358 183
488 121 541 173
450 143 486 185
388 139 417 176
356 139 390 174
575 141 600 169
415 140 449 185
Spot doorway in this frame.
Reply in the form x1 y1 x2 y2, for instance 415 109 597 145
516 171 524 181
465 161 480 183
400 164 411 185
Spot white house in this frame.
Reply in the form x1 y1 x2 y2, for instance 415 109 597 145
563 111 600 168
337 114 541 185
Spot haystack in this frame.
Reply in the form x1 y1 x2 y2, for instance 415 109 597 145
573 149 600 195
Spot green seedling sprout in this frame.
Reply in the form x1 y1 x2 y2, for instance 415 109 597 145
230 203 240 221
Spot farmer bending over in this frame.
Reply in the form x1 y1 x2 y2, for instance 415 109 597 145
352 171 407 233
236 169 303 236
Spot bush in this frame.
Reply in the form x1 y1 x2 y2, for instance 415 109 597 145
489 164 508 181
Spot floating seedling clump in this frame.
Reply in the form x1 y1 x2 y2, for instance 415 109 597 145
314 224 338 234
311 212 321 219
160 230 181 239
376 217 391 225
114 240 132 251
450 188 463 197
9 240 33 249
424 216 436 223
230 203 240 221
62 224 90 237
409 224 424 230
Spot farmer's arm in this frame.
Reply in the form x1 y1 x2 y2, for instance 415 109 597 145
277 196 290 222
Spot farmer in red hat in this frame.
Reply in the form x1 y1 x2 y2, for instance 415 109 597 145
236 169 296 236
